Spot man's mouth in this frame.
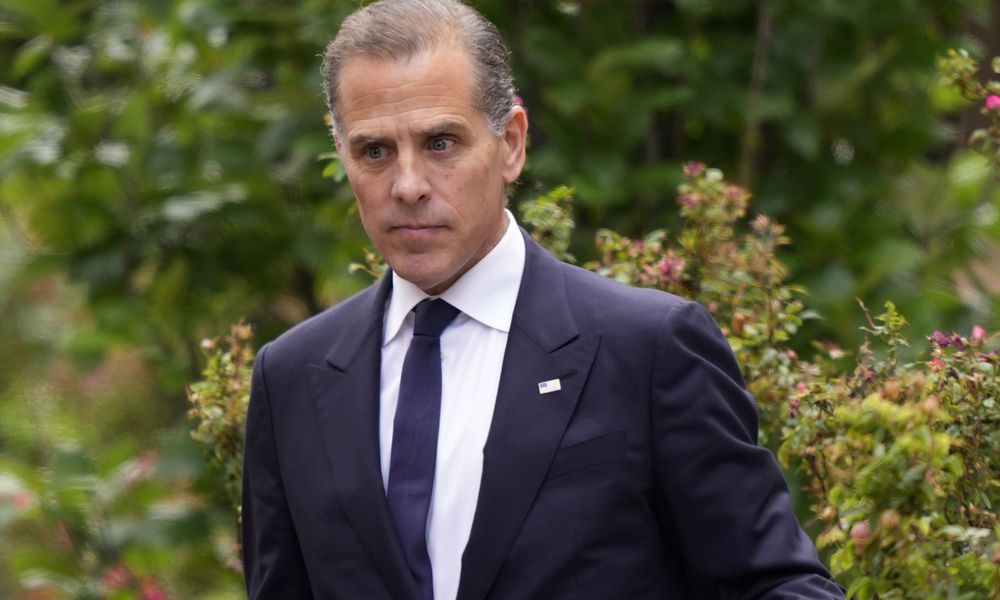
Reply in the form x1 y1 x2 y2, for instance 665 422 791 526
392 224 444 232
391 224 446 239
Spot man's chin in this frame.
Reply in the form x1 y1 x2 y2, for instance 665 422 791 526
390 261 447 288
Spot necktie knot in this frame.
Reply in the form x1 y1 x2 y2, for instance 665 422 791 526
412 299 460 338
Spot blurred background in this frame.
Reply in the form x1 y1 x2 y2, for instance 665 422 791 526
1 0 999 597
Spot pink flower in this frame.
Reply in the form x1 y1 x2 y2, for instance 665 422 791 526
725 184 745 200
850 521 872 555
657 255 686 284
788 398 801 417
823 342 845 360
971 325 986 344
986 95 1000 112
103 564 130 589
683 161 706 178
930 330 963 348
679 193 700 208
141 579 168 600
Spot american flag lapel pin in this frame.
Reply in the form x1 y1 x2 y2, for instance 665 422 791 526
538 378 562 395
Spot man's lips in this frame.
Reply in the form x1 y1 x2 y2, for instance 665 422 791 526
391 223 442 229
390 224 447 240
391 224 445 232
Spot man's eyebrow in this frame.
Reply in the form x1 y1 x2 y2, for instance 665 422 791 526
419 121 471 137
346 121 472 148
347 133 387 148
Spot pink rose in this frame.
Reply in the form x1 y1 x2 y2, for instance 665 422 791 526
986 95 1000 111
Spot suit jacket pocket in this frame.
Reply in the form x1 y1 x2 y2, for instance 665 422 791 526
546 428 626 480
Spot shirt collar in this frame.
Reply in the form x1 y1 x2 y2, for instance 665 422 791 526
383 209 525 346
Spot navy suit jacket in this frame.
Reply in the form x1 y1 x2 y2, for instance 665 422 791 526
242 230 844 599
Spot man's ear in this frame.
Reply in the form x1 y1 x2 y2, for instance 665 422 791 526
501 105 528 184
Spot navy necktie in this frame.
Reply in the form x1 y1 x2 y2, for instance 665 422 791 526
387 298 460 600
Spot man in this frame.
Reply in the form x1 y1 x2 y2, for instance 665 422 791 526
241 1 845 598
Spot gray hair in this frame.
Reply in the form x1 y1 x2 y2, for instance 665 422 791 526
322 0 515 136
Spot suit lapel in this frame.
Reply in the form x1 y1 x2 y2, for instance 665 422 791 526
457 234 601 600
306 276 422 600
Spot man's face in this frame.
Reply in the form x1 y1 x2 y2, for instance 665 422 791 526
335 43 527 295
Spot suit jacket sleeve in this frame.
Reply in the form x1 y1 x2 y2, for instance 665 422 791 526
651 301 844 598
242 342 316 598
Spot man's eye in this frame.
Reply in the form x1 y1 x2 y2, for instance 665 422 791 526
429 137 454 152
365 146 385 159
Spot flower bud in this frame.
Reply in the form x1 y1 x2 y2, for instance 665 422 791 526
881 379 902 401
851 521 872 555
879 509 901 530
851 521 871 541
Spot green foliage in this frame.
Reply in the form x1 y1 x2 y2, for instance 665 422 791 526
2 0 997 387
2 0 1000 597
0 213 243 597
0 432 244 599
519 184 576 263
484 0 999 344
0 0 366 396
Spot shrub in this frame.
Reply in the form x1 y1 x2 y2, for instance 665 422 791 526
781 303 999 599
939 49 1000 170
187 322 255 520
580 163 812 446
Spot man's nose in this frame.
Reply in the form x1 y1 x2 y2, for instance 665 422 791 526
391 150 431 204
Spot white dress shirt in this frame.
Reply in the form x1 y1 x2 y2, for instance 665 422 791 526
379 209 525 600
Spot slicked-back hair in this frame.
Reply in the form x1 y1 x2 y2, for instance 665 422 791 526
322 0 515 136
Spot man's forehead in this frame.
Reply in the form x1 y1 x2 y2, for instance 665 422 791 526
336 44 482 132
338 41 473 92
